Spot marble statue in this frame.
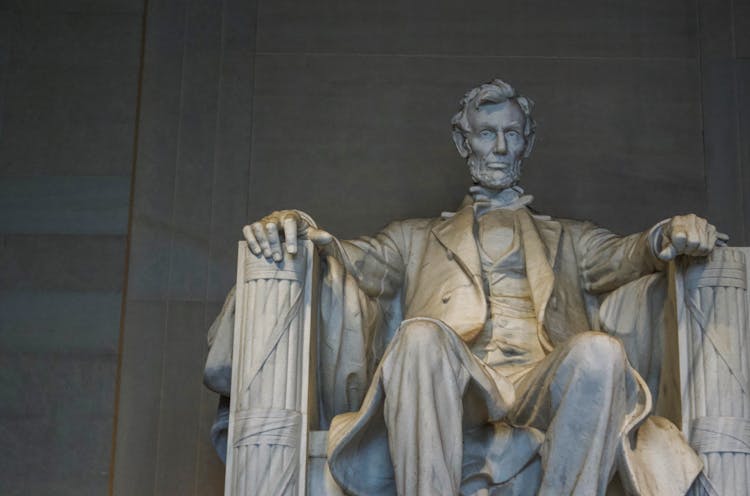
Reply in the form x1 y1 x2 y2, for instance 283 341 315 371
205 79 748 496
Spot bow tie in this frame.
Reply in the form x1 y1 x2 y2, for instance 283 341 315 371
470 185 534 217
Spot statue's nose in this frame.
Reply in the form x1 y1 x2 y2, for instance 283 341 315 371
494 134 507 154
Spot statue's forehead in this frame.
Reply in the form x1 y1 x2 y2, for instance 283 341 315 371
468 100 525 127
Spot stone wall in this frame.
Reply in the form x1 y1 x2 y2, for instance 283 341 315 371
0 1 142 494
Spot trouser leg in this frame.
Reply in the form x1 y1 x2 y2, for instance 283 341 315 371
380 318 472 496
508 332 630 496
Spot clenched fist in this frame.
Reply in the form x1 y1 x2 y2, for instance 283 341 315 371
656 214 729 262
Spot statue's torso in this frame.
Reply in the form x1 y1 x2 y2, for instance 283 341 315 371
471 208 546 382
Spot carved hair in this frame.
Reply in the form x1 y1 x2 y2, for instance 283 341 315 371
451 79 536 157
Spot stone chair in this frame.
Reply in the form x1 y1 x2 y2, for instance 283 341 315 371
204 242 750 496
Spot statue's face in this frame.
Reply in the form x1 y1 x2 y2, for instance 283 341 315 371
464 100 527 190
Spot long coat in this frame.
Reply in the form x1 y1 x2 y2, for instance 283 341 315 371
321 203 702 495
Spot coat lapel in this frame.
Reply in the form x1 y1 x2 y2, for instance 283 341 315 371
430 206 487 340
516 208 562 330
432 204 563 316
432 205 483 281
431 204 563 346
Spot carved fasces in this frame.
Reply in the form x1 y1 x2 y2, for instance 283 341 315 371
674 248 750 496
225 241 316 496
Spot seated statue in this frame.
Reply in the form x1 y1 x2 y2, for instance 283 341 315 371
209 79 731 495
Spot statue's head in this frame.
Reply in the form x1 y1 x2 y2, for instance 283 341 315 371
451 79 536 190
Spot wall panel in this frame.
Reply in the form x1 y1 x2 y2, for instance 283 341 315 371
112 0 256 494
249 54 704 238
113 0 747 494
257 0 697 58
0 2 142 495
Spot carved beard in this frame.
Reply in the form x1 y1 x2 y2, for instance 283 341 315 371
467 155 522 191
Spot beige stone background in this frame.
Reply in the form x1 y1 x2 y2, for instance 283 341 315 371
0 0 748 494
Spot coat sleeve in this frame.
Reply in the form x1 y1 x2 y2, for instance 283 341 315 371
316 220 439 423
319 220 410 299
574 221 666 294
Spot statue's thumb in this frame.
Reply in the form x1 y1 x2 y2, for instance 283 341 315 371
658 243 677 262
307 228 333 246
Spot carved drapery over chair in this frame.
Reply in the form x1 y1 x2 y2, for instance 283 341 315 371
205 242 750 496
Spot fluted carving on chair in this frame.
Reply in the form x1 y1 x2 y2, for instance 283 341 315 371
225 241 315 496
677 248 750 496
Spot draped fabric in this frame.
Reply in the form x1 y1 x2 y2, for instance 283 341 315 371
204 203 704 495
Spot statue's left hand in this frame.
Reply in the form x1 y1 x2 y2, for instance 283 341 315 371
657 214 729 261
242 210 333 262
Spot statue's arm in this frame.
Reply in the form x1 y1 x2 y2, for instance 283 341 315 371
575 221 665 294
321 222 409 299
576 214 726 294
242 209 409 298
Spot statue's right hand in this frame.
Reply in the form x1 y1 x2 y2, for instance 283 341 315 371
242 210 332 261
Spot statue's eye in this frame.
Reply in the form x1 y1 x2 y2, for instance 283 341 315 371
479 130 495 139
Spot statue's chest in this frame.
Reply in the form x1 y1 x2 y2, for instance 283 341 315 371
473 213 545 369
477 210 514 261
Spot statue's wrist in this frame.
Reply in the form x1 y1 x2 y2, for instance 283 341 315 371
647 218 671 261
294 209 318 229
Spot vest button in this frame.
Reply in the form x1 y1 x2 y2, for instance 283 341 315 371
446 251 454 261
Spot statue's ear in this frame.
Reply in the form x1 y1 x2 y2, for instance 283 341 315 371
452 129 470 159
523 133 536 158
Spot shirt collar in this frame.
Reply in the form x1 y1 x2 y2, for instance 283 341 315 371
470 185 534 217
441 185 534 219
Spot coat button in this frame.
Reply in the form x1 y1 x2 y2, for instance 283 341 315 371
442 293 451 303
446 251 454 261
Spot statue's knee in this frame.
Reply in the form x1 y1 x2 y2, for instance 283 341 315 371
383 319 453 382
565 332 626 378
395 318 448 352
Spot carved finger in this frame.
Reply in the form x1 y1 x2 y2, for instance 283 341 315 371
658 242 678 261
243 225 262 255
669 225 688 255
659 217 684 261
684 216 703 255
701 224 717 253
307 228 333 246
252 222 272 259
680 215 699 254
283 216 298 254
266 222 283 262
716 233 729 247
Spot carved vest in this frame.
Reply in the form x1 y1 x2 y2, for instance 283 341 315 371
471 209 546 380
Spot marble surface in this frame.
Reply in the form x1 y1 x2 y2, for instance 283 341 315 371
208 80 746 495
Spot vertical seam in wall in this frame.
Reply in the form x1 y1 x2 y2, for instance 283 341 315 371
152 1 191 494
696 0 709 213
108 1 149 494
245 0 261 220
729 0 745 242
0 11 11 143
730 0 737 59
193 0 228 493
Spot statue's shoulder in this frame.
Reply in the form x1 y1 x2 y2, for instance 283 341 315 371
527 211 600 239
530 210 594 228
383 216 441 236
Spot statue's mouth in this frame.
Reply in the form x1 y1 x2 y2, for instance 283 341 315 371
486 162 510 170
